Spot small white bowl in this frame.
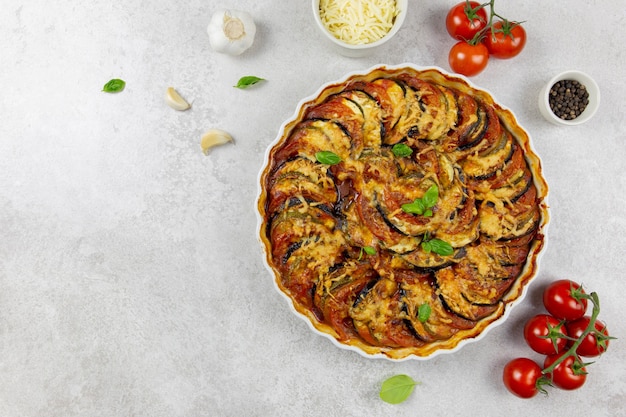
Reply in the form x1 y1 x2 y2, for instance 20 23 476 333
312 0 408 58
538 70 600 126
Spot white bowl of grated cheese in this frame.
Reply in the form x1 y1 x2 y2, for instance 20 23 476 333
313 0 408 57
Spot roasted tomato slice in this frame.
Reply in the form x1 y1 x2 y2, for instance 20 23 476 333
314 261 379 341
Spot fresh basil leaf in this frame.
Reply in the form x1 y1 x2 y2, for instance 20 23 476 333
401 199 425 215
422 185 439 209
234 76 265 89
418 303 431 323
364 246 376 255
428 239 454 256
421 240 432 253
102 78 125 93
392 143 413 158
315 151 342 165
380 374 419 404
402 185 439 216
358 245 376 260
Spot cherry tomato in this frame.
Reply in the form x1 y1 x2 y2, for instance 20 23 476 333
544 354 587 390
446 1 488 41
483 20 527 59
566 316 611 357
502 358 543 398
448 41 489 77
542 279 588 321
523 314 568 355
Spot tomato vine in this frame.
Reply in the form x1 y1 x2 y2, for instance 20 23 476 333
503 282 615 398
447 1 527 76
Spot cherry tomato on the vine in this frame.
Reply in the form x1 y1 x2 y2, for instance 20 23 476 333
523 314 569 355
483 20 527 59
544 354 587 390
566 316 611 357
448 41 489 77
446 1 488 41
502 358 543 398
543 279 588 321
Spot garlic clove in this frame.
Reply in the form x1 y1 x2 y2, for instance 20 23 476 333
201 129 234 155
165 87 191 111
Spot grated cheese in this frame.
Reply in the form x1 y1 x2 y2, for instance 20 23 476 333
319 0 399 45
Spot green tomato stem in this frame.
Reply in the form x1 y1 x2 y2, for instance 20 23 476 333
472 0 522 43
541 292 601 375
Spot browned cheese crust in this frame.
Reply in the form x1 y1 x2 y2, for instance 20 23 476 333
258 66 549 359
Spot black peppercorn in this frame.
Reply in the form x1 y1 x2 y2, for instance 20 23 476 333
548 79 589 120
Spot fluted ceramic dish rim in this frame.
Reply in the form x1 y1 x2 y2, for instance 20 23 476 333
256 63 550 361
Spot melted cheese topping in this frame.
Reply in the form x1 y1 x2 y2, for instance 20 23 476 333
319 0 398 45
260 67 548 360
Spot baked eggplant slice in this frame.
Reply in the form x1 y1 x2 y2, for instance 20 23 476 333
454 100 488 153
400 246 465 271
267 157 337 215
314 261 379 342
441 89 480 152
274 119 353 163
461 128 514 180
270 206 347 308
270 205 344 267
383 80 423 145
347 78 406 138
435 264 503 321
350 277 423 348
434 191 480 248
478 238 532 267
375 172 466 238
305 93 365 150
479 195 540 240
451 101 501 162
355 151 432 241
396 75 457 142
435 239 524 320
338 90 384 150
356 193 421 254
400 269 475 342
471 144 534 203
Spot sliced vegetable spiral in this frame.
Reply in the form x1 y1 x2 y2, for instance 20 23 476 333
259 67 547 359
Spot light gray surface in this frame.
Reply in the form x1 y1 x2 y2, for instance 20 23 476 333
1 1 625 416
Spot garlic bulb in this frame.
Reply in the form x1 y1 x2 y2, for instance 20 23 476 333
207 9 256 56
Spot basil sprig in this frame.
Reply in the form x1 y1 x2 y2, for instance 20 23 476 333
102 78 125 93
379 374 420 404
234 75 265 89
401 184 439 217
315 150 342 165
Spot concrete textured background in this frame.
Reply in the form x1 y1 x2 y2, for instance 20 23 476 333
1 1 625 416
